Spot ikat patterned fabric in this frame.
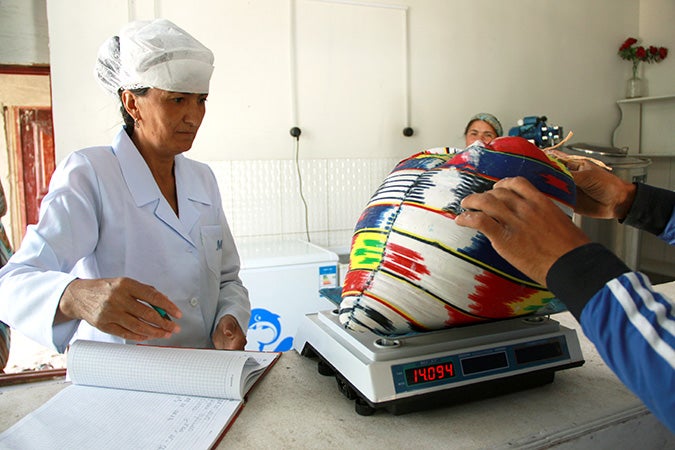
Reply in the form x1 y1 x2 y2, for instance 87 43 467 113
339 137 576 336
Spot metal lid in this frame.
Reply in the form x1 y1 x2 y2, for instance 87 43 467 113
564 143 650 168
567 142 627 156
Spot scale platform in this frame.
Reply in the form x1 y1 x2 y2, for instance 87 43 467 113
294 309 584 415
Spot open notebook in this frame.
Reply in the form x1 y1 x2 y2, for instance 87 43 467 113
0 340 280 449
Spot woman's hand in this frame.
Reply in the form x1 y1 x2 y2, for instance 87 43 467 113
212 315 247 350
57 277 182 341
455 177 590 286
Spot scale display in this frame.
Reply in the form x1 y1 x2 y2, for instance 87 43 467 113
392 336 568 393
405 361 456 386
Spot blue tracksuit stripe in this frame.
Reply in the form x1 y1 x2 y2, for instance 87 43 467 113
609 273 675 369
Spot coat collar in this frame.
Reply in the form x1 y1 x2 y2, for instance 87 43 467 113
112 128 212 246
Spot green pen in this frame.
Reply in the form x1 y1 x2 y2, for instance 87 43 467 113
151 305 172 321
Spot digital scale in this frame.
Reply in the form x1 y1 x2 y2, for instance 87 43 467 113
294 308 584 416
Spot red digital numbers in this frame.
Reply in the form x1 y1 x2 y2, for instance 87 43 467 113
407 363 455 385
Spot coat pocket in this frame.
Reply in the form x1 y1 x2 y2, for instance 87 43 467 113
200 225 224 276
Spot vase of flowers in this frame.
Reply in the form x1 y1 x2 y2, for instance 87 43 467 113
618 37 668 98
626 74 643 98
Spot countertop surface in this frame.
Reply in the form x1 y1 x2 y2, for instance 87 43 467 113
2 282 674 449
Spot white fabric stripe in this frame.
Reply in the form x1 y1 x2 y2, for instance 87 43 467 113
628 273 675 336
608 273 675 370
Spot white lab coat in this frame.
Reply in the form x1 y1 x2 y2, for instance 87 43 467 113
0 128 250 352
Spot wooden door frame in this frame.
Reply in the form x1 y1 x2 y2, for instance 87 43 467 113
3 107 26 247
0 65 50 76
5 106 55 242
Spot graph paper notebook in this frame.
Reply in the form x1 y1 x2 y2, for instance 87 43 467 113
0 340 280 450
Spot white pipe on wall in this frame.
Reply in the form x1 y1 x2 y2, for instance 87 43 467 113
289 0 299 129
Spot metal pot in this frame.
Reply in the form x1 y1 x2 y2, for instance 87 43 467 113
563 143 651 270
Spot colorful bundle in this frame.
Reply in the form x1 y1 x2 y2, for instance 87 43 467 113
339 137 576 336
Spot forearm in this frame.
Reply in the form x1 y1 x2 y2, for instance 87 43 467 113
622 183 675 239
216 224 251 335
579 273 675 433
546 244 675 432
0 263 78 352
546 243 630 319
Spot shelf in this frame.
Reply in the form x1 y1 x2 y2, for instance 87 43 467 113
613 93 675 154
617 94 675 104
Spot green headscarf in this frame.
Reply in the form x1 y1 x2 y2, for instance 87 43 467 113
466 113 503 137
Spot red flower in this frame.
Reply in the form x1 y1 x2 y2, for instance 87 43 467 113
618 37 668 66
636 46 647 59
620 37 638 51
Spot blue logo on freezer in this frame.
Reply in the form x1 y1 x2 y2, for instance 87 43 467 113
247 308 293 352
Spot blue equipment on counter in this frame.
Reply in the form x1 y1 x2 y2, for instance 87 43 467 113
508 116 563 148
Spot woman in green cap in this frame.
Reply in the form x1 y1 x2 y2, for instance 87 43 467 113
464 112 502 146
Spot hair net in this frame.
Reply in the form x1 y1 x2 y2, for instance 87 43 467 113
95 19 214 95
467 113 503 137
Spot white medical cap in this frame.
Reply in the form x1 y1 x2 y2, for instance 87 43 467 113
95 19 214 95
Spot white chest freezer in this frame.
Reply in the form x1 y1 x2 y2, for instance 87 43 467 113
237 238 339 352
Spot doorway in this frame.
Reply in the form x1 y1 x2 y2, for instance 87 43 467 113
4 106 55 239
0 66 54 247
0 66 61 375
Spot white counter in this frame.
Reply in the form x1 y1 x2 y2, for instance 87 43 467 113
2 282 674 449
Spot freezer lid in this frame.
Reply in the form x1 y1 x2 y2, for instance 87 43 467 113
237 237 339 269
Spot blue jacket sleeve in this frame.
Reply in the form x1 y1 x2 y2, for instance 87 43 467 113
622 183 675 244
546 184 675 433
580 272 675 433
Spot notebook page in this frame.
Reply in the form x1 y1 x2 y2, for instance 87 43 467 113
68 340 254 400
0 384 240 450
242 352 280 394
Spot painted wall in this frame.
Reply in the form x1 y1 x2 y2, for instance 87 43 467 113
45 0 647 163
0 0 50 65
4 0 675 255
638 0 675 96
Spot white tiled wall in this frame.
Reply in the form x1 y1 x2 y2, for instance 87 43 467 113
211 155 675 280
209 157 399 251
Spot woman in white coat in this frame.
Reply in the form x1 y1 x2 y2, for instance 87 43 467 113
0 19 250 352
